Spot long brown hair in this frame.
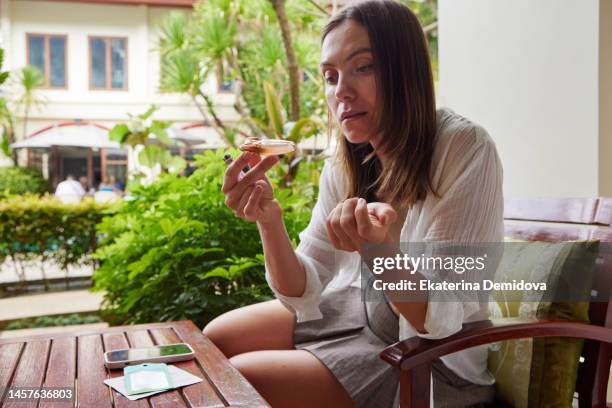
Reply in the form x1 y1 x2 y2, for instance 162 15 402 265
322 0 437 207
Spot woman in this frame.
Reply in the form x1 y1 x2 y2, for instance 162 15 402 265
208 1 503 406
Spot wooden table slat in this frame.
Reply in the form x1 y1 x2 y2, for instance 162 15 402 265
125 329 154 349
127 329 187 408
174 321 270 407
102 332 148 408
150 327 226 408
40 337 76 408
0 343 23 405
3 339 50 408
0 321 185 345
77 334 112 408
0 321 269 408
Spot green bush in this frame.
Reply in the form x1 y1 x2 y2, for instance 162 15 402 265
0 194 110 274
93 149 323 327
5 314 102 330
0 167 48 197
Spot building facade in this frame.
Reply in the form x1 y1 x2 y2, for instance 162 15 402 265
0 0 233 188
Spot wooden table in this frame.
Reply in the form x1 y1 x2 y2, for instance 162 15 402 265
0 320 270 407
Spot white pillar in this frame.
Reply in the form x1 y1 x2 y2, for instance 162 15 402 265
599 0 612 195
438 0 610 197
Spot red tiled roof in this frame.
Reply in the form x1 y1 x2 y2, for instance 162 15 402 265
37 0 194 8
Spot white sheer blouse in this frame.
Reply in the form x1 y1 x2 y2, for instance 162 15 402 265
265 107 504 385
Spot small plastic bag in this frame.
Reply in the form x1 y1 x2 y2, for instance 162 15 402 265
124 363 174 395
239 137 296 156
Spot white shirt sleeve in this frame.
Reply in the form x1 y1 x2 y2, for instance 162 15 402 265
415 124 504 339
265 159 349 322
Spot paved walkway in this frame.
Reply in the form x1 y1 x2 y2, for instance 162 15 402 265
0 289 105 322
0 258 94 284
0 322 109 339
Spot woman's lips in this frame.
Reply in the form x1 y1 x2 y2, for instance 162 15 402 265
342 112 367 123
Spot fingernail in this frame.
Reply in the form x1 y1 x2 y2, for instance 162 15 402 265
358 198 365 206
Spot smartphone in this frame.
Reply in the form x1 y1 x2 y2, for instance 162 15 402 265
104 343 195 369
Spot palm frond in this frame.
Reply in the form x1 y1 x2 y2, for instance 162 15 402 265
160 50 204 95
193 15 237 60
159 11 189 54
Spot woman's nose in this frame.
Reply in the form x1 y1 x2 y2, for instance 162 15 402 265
334 75 356 102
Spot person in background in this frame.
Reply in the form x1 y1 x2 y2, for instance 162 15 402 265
109 175 124 193
183 163 196 177
79 176 94 196
95 177 121 203
98 178 114 192
54 174 85 203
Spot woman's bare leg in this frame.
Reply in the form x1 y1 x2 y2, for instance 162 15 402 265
230 350 354 408
203 299 295 358
204 300 354 406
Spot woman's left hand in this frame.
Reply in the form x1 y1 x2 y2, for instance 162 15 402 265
325 197 397 252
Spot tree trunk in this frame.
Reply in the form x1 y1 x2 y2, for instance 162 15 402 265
22 104 29 142
227 51 265 137
18 105 30 166
269 0 300 121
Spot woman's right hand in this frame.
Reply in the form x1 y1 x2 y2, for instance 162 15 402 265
326 198 398 252
221 152 281 225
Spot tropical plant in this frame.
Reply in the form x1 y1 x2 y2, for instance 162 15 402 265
0 99 13 159
0 166 48 197
0 48 14 160
259 80 324 186
0 194 108 288
401 0 438 80
15 66 46 143
109 105 186 175
159 10 241 148
92 149 324 326
157 0 329 161
268 0 301 121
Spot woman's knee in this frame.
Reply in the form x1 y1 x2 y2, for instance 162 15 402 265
202 311 236 357
202 300 295 358
228 351 354 408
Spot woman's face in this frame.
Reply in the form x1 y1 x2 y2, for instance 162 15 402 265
320 20 380 146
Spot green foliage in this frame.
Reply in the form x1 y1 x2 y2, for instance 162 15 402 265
157 0 327 146
404 0 437 26
93 150 324 327
109 105 187 174
0 195 110 271
401 0 438 81
0 48 14 158
254 80 325 185
16 66 46 108
5 314 102 330
0 49 8 86
0 167 48 197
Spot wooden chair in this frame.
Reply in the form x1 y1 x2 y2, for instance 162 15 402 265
381 197 612 407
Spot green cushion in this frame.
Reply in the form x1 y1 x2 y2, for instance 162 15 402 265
488 239 598 407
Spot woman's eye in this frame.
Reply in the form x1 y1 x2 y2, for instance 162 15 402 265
324 75 337 84
357 64 374 73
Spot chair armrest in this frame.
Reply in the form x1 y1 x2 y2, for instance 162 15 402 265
380 317 612 371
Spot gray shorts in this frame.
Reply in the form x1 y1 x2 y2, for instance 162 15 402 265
293 286 495 408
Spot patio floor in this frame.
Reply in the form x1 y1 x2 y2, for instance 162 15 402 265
0 289 104 321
